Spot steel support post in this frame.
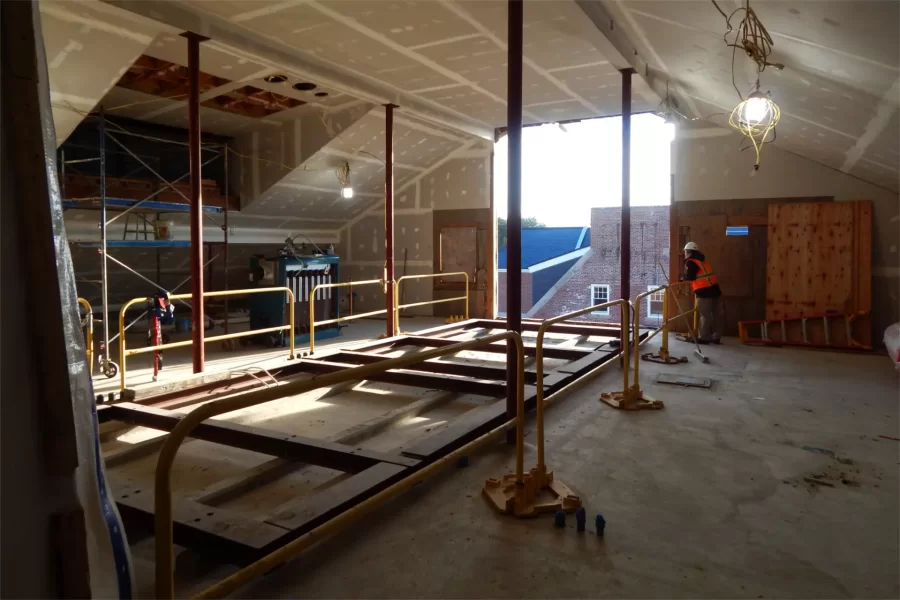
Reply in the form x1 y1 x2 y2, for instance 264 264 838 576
184 31 207 373
505 0 524 443
620 68 633 306
384 104 397 338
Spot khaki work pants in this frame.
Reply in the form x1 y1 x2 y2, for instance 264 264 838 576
696 296 724 342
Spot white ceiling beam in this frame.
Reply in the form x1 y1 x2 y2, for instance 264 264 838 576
575 0 675 112
102 0 494 140
841 78 900 173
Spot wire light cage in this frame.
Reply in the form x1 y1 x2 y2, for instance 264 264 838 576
728 89 781 171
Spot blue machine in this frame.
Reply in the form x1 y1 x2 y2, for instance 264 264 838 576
248 254 341 347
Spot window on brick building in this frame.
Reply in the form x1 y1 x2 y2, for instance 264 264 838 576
647 285 665 319
590 284 610 315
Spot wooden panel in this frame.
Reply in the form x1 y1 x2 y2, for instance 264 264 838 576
767 203 854 318
669 196 833 335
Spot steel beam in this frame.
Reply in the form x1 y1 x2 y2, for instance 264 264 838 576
398 335 591 361
102 403 419 472
329 350 540 385
384 103 397 337
183 31 207 374
620 68 633 304
472 319 624 338
506 0 524 443
291 359 510 397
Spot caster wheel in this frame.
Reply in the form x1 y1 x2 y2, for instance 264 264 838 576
221 339 235 351
103 362 119 379
264 335 277 349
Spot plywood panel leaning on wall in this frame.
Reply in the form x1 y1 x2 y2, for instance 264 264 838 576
766 201 872 346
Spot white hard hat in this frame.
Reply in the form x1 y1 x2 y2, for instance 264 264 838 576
683 241 699 251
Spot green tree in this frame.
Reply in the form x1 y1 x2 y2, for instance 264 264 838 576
497 217 545 249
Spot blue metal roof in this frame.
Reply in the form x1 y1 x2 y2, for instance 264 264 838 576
498 226 589 269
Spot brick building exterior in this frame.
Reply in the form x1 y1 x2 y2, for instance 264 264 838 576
527 206 670 326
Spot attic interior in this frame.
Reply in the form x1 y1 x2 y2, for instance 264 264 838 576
1 0 898 598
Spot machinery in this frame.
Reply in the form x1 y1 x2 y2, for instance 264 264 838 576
248 252 341 347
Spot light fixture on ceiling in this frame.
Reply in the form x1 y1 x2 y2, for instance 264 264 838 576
729 86 780 171
292 82 317 91
264 74 288 83
336 162 353 199
662 117 676 143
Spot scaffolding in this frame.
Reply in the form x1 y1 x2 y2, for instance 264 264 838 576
60 109 232 378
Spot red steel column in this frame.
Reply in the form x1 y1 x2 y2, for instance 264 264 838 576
384 103 397 337
184 32 206 373
620 68 634 309
506 0 523 443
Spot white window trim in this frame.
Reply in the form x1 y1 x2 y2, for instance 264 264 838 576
646 285 664 319
590 284 610 315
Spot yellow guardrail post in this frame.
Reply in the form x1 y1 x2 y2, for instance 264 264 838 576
154 331 524 599
308 279 385 355
78 298 94 375
119 287 296 391
482 297 630 518
394 272 469 335
641 282 695 365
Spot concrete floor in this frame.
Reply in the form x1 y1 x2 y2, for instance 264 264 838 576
158 337 899 599
121 335 900 598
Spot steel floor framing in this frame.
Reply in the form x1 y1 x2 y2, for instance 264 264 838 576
97 318 644 566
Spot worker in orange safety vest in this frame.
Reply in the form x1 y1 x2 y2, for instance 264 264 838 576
682 241 723 344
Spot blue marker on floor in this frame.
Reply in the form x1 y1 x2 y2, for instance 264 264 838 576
596 514 606 536
575 507 586 532
554 510 566 528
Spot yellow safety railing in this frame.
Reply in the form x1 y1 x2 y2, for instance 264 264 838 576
631 282 695 384
394 272 469 336
78 297 94 375
118 287 295 391
154 332 525 599
308 279 386 354
534 298 630 472
641 282 697 364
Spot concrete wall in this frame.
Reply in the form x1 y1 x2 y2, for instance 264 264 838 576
674 130 900 338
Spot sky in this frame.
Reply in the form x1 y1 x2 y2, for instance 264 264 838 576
494 113 672 226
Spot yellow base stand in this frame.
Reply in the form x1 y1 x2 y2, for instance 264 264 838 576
445 314 466 324
600 386 664 411
641 350 688 365
483 466 581 518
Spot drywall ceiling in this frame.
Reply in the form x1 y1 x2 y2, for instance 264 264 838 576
39 0 170 144
113 0 657 132
602 0 899 192
248 105 471 220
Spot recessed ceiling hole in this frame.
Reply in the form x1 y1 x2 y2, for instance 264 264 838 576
315 92 329 97
264 74 288 83
293 82 317 91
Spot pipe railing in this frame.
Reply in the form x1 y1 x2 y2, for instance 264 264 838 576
535 298 631 472
631 282 695 386
118 287 295 390
155 331 525 598
78 298 94 375
394 272 469 336
308 279 385 354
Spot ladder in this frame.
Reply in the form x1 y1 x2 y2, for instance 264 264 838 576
738 311 871 350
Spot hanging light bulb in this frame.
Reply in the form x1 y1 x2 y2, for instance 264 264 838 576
662 118 676 142
740 91 772 125
729 87 780 171
336 162 353 199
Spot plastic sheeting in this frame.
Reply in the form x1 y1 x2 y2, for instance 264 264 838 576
884 323 900 371
33 2 134 596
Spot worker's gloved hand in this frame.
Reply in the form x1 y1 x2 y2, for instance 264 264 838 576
678 275 684 282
